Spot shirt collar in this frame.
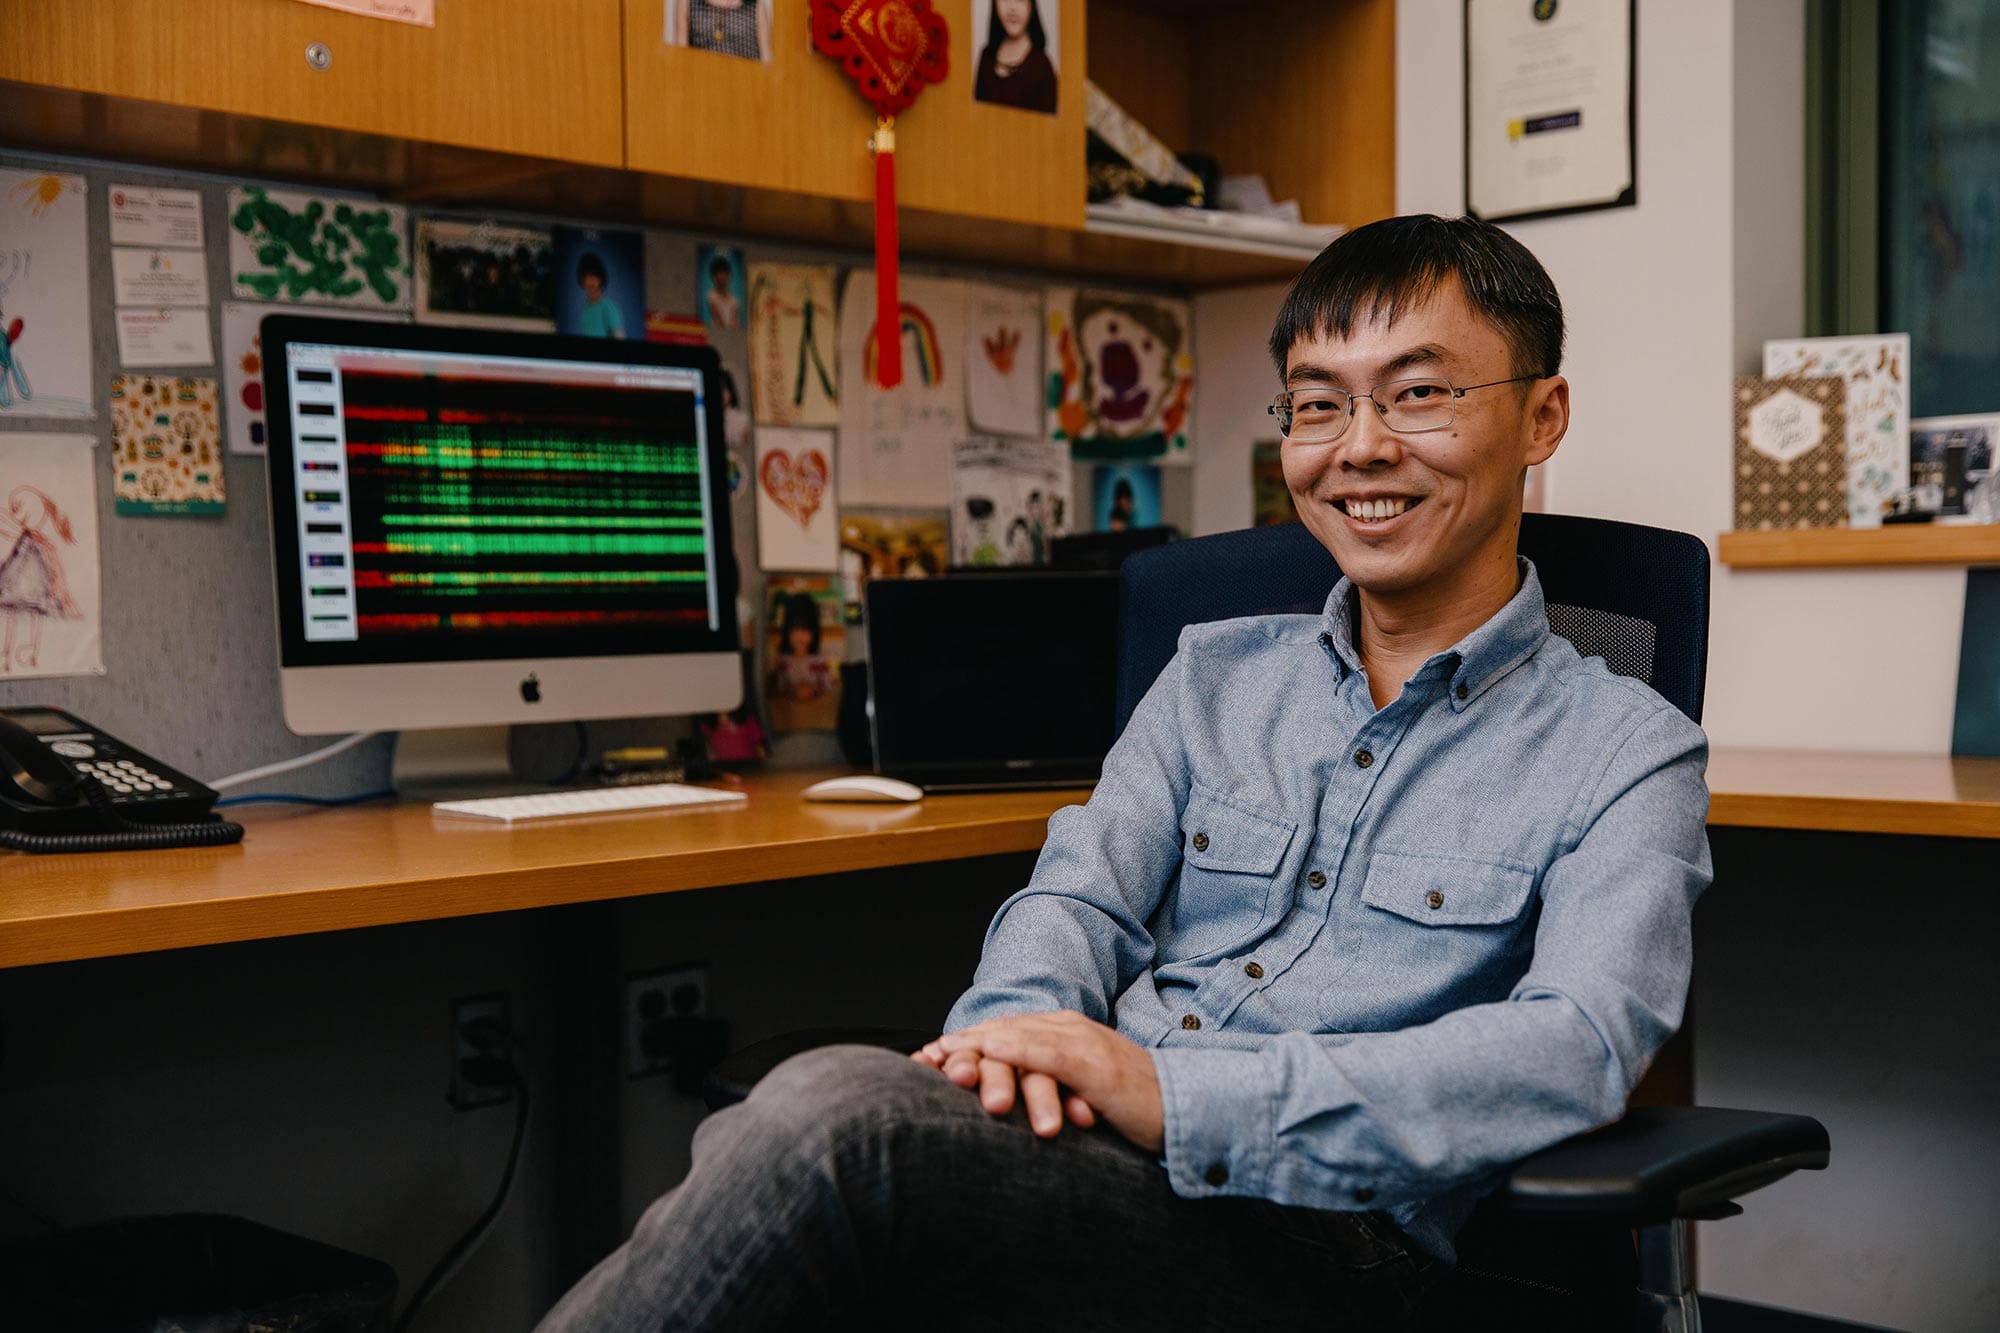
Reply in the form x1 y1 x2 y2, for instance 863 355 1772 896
1316 557 1551 710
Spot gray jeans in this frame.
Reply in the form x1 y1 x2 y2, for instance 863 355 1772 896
537 1045 1435 1332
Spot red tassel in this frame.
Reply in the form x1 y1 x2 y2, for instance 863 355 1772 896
873 118 902 389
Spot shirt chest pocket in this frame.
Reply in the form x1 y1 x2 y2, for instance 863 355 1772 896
1360 850 1537 927
1165 786 1296 958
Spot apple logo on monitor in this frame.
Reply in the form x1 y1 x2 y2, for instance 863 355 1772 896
520 673 542 705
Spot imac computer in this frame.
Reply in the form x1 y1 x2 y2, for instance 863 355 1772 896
261 315 740 794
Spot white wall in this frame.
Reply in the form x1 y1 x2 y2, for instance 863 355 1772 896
1194 0 1969 753
1379 2 1995 1329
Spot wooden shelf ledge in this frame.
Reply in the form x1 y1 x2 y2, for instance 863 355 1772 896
1707 747 2000 840
1719 525 2000 569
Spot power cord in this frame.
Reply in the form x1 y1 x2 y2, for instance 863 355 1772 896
394 1021 531 1333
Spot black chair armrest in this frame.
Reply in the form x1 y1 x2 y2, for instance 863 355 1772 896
1499 1106 1829 1225
702 1027 936 1112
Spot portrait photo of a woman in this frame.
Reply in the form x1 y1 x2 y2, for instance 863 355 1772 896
973 0 1059 115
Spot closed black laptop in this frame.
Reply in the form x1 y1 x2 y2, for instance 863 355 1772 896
864 572 1121 791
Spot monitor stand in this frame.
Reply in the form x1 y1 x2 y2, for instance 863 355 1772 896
392 727 522 801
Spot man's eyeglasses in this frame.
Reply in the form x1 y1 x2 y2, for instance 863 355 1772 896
1266 376 1539 444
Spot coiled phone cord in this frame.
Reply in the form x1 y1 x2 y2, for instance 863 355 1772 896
0 779 244 855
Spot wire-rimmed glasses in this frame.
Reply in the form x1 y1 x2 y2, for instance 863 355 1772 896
1267 376 1538 444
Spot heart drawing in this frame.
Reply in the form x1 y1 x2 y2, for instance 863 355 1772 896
760 446 830 530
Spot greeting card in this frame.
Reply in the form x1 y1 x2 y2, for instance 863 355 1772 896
1732 376 1848 531
109 375 225 516
1762 334 1909 528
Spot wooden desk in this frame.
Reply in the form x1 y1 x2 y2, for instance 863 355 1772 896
0 771 1084 971
6 750 1996 973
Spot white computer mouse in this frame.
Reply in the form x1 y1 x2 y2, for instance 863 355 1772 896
801 774 925 803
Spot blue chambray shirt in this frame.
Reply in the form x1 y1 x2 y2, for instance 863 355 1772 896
944 558 1713 1262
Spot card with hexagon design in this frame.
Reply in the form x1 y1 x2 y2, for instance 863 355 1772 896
1733 376 1847 531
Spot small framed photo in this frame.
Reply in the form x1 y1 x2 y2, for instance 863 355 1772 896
972 0 1060 114
1911 414 1998 517
664 0 772 64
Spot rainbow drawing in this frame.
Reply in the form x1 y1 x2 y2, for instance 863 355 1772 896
864 303 943 387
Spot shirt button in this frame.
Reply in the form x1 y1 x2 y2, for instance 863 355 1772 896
1456 683 1469 701
1244 962 1264 979
1427 890 1445 910
1182 1014 1201 1031
1190 832 1210 852
1306 870 1327 889
1353 1187 1376 1204
1354 749 1374 769
1206 1163 1230 1186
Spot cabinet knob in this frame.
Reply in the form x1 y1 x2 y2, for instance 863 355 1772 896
306 42 333 73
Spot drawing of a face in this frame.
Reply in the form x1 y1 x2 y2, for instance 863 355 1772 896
1074 295 1181 437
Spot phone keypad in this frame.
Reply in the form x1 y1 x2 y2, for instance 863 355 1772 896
77 756 180 799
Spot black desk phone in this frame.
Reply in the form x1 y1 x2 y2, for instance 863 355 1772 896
0 707 243 854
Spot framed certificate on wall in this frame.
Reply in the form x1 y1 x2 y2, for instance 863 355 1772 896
1464 0 1637 224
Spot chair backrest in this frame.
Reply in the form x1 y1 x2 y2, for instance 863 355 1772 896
1115 514 1710 732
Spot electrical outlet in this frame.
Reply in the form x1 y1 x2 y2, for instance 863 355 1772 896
626 965 708 1080
449 992 513 1110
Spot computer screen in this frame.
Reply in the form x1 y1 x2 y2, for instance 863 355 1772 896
263 316 740 736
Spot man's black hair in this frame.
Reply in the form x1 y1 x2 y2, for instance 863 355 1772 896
1268 214 1564 380
709 254 732 278
576 252 609 287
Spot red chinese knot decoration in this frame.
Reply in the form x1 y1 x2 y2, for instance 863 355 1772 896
811 0 949 387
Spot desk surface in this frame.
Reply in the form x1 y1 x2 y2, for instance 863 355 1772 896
4 751 1996 971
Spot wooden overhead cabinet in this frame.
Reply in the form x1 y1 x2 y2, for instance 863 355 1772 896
0 0 625 167
622 0 1087 230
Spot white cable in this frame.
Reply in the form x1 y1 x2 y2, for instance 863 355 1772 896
207 731 381 791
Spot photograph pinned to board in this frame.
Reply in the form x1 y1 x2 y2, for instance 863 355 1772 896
1046 286 1194 462
1731 376 1848 531
838 271 966 506
755 426 839 572
747 263 839 427
221 303 405 455
0 433 103 680
664 0 772 62
1250 440 1295 527
950 434 1070 566
1763 333 1910 528
109 185 204 249
972 0 1060 114
964 283 1043 437
1090 462 1161 531
699 246 747 331
414 218 555 330
1910 415 1997 518
839 510 949 623
765 575 844 734
700 651 771 766
0 169 94 418
109 375 224 517
553 225 645 340
228 187 411 310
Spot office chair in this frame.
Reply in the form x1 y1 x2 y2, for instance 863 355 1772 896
708 514 1830 1332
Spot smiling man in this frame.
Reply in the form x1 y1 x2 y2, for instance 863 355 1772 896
538 216 1712 1333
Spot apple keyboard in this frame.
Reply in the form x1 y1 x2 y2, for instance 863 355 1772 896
432 783 747 824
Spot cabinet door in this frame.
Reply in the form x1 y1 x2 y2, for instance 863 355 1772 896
0 0 624 167
625 0 1084 230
